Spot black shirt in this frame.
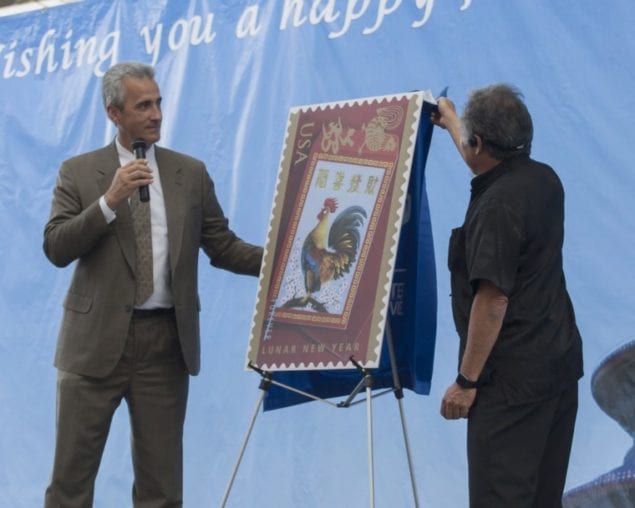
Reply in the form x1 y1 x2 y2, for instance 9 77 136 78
448 154 583 404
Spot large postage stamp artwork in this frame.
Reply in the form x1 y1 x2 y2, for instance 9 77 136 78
247 92 426 371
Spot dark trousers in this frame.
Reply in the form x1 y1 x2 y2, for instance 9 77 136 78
44 312 189 508
467 381 578 508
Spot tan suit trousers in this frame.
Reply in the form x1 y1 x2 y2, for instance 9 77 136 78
44 312 189 508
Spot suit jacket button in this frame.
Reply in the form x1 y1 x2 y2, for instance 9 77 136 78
125 304 133 313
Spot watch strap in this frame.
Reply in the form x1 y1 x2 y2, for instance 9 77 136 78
455 372 480 389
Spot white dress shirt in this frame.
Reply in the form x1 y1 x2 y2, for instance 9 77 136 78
99 138 173 309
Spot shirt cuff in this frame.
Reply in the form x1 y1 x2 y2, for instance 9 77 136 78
99 195 117 223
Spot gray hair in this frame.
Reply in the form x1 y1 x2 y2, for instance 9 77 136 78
461 83 533 159
102 61 155 110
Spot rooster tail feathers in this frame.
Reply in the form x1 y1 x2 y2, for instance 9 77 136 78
329 206 367 247
328 206 367 278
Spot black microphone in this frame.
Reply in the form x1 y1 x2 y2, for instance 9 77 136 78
132 138 149 202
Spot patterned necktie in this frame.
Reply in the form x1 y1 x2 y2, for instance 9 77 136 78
130 190 154 305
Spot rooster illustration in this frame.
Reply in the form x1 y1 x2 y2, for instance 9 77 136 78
283 197 367 313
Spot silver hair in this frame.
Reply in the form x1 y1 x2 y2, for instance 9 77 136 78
102 62 155 110
461 83 533 159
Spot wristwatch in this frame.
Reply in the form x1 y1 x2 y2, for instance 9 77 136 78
455 372 480 389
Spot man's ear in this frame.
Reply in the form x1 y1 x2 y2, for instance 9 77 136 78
106 105 120 126
470 134 483 154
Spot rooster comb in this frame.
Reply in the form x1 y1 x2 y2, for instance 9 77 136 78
323 197 338 212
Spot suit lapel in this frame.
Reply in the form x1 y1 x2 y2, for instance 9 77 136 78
96 142 136 274
155 146 185 274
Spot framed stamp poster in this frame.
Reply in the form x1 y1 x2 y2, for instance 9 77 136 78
247 92 427 371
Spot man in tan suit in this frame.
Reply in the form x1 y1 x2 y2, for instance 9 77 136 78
43 62 262 507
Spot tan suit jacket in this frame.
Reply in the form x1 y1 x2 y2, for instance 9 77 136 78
44 142 262 377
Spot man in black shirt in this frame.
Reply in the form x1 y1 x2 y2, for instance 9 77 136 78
432 84 583 508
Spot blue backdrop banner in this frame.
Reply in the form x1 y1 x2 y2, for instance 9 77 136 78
2 1 635 506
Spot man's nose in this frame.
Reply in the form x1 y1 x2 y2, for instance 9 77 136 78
149 104 161 120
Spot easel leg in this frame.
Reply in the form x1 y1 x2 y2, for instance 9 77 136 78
220 373 270 507
396 395 420 507
385 322 420 508
365 379 375 508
